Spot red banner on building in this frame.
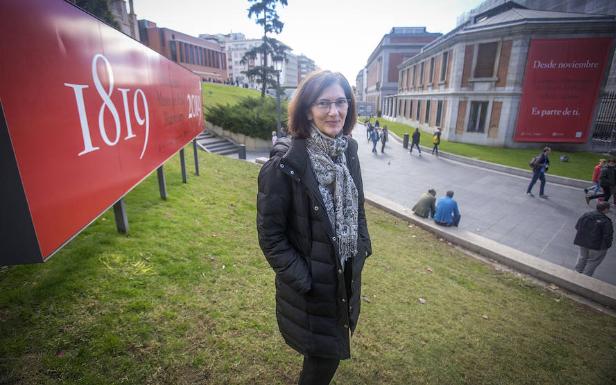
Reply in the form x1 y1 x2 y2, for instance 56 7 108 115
0 0 203 264
514 38 612 143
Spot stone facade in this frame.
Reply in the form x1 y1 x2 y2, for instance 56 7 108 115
385 4 616 149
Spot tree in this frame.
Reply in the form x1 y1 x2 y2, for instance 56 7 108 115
74 0 121 29
242 0 289 97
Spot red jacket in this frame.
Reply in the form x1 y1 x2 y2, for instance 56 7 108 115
593 164 602 182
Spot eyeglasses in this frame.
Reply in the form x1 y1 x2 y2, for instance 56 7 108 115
313 98 350 112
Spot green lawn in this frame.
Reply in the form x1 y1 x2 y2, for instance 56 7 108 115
2 151 614 384
362 117 604 181
202 83 261 109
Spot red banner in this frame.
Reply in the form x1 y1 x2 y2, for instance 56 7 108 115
514 38 612 143
0 0 203 263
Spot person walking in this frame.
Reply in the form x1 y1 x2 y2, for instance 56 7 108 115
410 127 421 155
380 126 388 154
574 201 613 276
526 146 551 198
585 159 606 204
366 121 373 142
370 126 380 154
434 190 461 227
412 189 436 218
598 158 616 203
431 128 441 155
257 70 372 385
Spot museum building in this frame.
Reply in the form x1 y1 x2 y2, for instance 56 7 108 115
383 2 616 149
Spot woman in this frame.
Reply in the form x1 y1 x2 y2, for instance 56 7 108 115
257 70 372 385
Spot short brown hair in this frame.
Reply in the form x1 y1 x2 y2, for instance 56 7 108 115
287 70 357 138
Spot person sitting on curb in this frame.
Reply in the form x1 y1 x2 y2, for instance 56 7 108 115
434 190 461 227
412 189 436 218
526 146 551 198
574 201 613 277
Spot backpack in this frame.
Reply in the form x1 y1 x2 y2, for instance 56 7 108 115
432 134 440 145
371 129 380 142
529 155 540 168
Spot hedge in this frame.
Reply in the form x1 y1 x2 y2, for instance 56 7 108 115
205 96 288 140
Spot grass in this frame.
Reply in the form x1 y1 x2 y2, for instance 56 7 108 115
361 117 604 181
2 150 615 385
202 83 261 109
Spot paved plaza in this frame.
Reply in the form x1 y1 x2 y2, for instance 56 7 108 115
354 124 616 286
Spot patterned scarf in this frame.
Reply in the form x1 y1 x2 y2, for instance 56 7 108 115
306 125 358 268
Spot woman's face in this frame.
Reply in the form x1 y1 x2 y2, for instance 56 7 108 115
307 83 347 138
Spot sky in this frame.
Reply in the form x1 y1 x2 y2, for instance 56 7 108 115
133 0 485 83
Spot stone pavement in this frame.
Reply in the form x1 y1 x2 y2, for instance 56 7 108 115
354 124 616 286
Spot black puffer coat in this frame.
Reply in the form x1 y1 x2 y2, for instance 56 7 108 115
257 137 372 359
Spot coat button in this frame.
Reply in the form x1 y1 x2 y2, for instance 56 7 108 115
341 298 346 302
344 324 348 329
290 170 294 175
314 206 319 211
338 269 342 274
280 164 285 168
332 236 337 242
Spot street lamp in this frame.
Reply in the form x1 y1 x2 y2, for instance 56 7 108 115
274 58 283 138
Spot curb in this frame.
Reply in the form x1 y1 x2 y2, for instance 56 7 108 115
383 128 590 189
364 192 616 310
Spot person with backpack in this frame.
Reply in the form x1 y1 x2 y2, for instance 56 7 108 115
431 128 441 155
380 126 388 154
574 201 613 276
526 146 551 198
365 121 373 142
410 128 421 155
370 127 380 154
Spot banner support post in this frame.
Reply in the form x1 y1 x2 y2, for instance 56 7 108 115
193 139 200 176
112 198 128 234
157 166 167 200
180 149 187 183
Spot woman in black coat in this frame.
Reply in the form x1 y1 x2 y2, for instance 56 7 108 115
257 71 372 385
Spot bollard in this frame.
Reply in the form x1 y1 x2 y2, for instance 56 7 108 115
403 133 409 149
238 144 246 160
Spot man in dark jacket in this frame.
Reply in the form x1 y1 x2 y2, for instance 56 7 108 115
599 158 616 203
526 146 551 198
410 128 421 155
574 201 613 276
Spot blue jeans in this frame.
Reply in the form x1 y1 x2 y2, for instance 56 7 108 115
527 170 546 195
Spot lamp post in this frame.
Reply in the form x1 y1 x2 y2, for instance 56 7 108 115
274 58 283 138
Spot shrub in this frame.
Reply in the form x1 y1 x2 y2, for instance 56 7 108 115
206 96 287 140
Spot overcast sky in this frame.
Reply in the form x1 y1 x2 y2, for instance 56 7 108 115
133 0 485 83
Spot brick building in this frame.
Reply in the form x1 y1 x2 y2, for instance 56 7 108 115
138 20 227 82
384 1 616 149
362 27 441 116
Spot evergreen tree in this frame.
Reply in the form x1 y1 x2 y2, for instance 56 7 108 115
242 0 289 97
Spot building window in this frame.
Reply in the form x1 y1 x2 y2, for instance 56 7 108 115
429 57 435 84
474 42 498 78
411 65 416 88
436 100 443 127
419 62 425 86
170 41 177 62
416 100 421 120
425 100 431 124
179 42 184 62
440 51 449 82
467 101 489 132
